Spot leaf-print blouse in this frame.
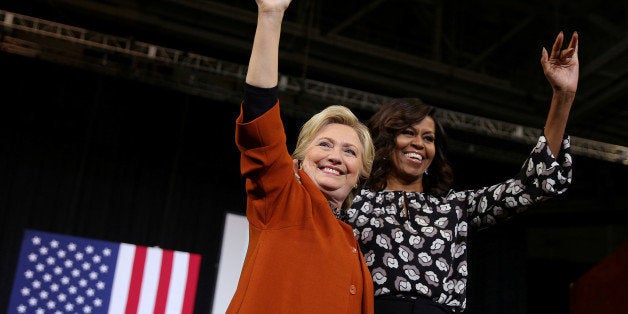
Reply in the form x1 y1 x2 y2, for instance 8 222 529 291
346 135 572 312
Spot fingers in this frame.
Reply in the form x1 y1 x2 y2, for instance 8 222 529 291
548 31 579 61
540 47 549 65
568 31 579 55
550 31 564 59
560 48 575 59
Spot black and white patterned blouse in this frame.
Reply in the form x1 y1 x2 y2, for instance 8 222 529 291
346 135 573 312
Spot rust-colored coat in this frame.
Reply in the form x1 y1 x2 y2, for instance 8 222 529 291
226 103 374 314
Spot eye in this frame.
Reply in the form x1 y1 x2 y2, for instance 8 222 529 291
344 148 357 157
423 135 435 143
318 140 332 148
401 128 414 136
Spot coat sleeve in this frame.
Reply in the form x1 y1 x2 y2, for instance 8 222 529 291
235 101 312 228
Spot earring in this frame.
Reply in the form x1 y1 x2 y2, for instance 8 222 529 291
424 169 429 175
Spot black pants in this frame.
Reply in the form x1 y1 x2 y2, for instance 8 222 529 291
374 295 452 314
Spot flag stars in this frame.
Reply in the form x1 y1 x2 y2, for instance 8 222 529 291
96 281 105 290
75 252 84 261
13 232 200 314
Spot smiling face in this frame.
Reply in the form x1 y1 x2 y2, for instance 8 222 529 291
387 116 436 190
301 123 363 207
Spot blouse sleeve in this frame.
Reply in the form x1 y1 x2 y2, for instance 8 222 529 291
242 83 278 122
457 134 573 228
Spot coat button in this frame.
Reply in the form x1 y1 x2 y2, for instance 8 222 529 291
349 285 356 295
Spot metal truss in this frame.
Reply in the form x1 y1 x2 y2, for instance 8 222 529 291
2 9 626 165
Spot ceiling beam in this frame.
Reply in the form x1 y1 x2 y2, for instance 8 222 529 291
2 9 626 165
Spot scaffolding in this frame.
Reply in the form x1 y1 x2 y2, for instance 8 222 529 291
2 9 626 165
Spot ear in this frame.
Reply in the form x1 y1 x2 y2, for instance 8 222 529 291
292 159 302 183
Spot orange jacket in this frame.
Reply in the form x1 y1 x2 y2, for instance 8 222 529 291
227 103 374 314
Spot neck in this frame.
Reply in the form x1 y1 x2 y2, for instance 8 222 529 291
385 176 423 192
327 198 343 210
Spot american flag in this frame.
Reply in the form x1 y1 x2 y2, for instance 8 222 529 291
7 229 201 314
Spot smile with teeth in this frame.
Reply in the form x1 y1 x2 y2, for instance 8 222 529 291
321 167 342 175
404 152 423 162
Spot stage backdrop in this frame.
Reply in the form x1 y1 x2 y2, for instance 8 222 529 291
2 49 627 314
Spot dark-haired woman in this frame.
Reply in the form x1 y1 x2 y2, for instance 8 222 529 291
347 31 579 313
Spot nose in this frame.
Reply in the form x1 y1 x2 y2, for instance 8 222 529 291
327 147 342 164
410 136 424 149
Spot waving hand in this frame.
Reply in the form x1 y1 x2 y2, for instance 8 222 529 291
541 31 579 94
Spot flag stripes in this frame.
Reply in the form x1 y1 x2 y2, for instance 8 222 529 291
8 230 201 314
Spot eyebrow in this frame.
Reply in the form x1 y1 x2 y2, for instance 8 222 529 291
318 137 360 151
407 126 435 134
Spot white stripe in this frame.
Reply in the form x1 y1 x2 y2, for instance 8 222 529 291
108 243 135 313
165 251 189 314
137 247 163 313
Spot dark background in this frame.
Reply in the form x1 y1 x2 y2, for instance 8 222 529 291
2 1 628 313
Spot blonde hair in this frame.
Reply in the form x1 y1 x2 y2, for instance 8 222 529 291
292 105 374 209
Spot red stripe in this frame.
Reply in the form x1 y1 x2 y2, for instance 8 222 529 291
125 246 147 314
181 253 202 314
153 249 174 314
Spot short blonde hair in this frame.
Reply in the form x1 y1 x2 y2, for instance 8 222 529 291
292 105 374 208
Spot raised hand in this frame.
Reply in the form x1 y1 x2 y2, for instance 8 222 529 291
541 31 579 156
541 31 579 94
246 0 292 88
256 0 292 13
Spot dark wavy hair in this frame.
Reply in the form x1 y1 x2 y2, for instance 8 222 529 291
364 98 454 196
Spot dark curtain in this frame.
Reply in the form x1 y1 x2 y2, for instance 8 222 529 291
2 52 626 314
0 53 248 313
